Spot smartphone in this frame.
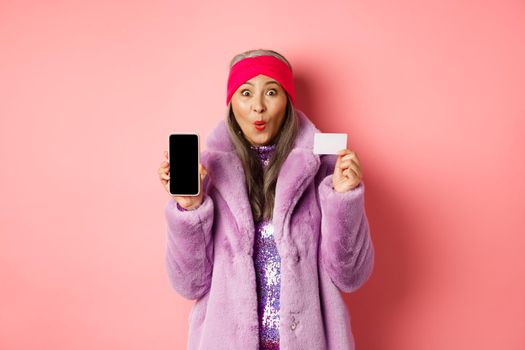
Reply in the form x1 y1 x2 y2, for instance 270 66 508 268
168 133 200 196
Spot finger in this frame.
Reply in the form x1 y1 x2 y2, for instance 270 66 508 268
340 159 360 176
343 166 358 178
341 151 359 163
347 162 362 179
335 149 351 168
336 149 353 164
338 158 358 170
338 160 352 169
336 149 351 161
158 166 170 175
337 148 351 156
160 173 170 180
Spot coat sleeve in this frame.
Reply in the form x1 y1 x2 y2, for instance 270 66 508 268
316 155 375 293
164 175 214 300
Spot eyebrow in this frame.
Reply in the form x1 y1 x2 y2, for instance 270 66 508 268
242 81 280 86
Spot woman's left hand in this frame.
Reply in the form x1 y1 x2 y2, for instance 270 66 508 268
332 149 363 192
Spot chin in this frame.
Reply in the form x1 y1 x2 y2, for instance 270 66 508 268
249 138 268 147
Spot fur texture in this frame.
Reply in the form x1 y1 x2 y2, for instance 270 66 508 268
164 109 375 349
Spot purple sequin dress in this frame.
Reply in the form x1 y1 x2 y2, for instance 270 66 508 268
176 143 281 349
250 143 281 350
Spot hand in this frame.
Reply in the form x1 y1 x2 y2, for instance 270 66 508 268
332 149 363 192
158 150 208 209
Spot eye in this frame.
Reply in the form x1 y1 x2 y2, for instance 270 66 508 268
267 89 277 96
241 90 250 96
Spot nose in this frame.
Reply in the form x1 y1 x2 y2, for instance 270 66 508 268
252 95 266 113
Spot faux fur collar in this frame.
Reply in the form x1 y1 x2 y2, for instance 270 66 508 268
202 109 322 255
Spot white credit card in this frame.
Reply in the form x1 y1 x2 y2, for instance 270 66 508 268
313 133 347 154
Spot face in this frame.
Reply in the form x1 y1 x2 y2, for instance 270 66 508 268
230 74 288 146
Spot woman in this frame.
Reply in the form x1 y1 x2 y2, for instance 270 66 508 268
157 49 374 350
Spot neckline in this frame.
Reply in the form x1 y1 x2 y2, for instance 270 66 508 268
250 143 276 150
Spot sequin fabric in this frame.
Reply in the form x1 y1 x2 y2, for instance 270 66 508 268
250 142 281 350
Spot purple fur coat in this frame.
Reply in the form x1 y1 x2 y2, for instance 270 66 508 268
164 109 375 349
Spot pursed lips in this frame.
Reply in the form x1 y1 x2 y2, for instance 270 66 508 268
254 120 266 130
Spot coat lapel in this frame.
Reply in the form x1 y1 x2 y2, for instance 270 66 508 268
204 109 321 255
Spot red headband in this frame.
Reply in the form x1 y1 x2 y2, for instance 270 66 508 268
226 55 296 106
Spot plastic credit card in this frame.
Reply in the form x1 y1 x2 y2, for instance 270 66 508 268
313 133 347 154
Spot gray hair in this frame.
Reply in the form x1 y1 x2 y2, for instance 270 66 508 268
226 49 298 222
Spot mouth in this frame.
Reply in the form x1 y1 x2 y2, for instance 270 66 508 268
254 120 266 131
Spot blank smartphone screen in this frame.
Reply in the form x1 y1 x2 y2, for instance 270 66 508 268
169 134 199 196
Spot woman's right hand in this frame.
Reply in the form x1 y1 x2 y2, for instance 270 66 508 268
159 150 208 210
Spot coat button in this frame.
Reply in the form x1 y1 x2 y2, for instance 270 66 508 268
290 316 299 331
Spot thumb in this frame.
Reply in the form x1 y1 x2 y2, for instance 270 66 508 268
332 155 343 179
200 164 208 179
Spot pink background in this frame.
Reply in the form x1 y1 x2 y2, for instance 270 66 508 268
1 0 524 349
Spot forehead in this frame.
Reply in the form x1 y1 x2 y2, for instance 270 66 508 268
242 74 280 86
